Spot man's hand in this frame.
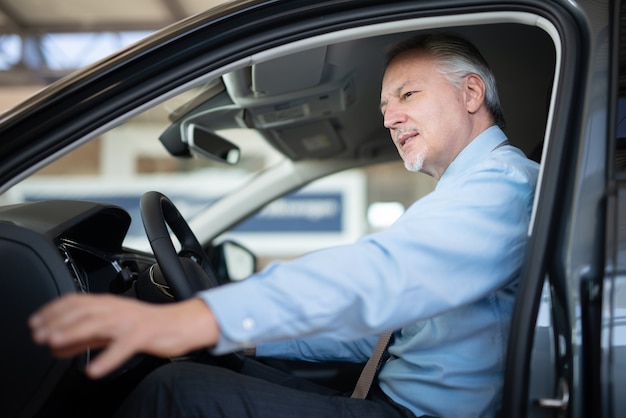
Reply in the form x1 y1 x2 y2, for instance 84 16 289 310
29 294 220 379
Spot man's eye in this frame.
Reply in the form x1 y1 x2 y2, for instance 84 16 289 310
402 91 416 99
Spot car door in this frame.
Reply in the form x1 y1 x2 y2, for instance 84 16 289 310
503 0 614 417
602 2 626 417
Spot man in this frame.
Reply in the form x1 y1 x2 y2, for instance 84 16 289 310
29 33 539 417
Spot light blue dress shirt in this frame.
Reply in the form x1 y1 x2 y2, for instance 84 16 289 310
199 125 539 417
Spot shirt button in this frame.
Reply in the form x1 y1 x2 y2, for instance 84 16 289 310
242 317 255 330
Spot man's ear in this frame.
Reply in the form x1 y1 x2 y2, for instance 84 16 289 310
464 74 486 114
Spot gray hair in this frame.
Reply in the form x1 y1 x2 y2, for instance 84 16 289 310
385 33 505 129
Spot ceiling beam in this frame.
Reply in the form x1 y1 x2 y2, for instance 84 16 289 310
161 0 188 21
0 0 28 32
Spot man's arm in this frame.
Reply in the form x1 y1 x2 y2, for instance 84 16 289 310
201 148 538 354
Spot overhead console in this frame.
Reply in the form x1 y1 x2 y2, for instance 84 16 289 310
221 45 355 159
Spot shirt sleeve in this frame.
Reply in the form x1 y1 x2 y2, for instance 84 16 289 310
199 152 537 354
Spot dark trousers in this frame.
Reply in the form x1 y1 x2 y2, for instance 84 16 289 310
113 358 417 418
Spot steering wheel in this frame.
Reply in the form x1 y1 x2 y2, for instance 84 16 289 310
140 191 219 300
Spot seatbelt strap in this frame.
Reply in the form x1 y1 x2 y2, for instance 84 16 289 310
351 331 393 399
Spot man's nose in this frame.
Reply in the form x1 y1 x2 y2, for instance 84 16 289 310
383 104 406 128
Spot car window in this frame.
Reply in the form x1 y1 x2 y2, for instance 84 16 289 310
217 160 436 271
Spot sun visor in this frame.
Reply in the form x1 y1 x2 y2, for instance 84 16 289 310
252 46 327 95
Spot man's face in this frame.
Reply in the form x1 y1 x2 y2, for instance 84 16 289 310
380 50 476 179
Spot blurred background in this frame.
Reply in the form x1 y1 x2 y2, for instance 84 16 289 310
0 0 226 111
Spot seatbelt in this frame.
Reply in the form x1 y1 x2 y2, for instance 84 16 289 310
351 331 393 399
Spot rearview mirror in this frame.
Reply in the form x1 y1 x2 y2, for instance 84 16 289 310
185 123 240 164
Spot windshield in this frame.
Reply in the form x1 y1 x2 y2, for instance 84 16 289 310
4 81 286 251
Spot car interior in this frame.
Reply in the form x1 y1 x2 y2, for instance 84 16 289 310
2 10 559 418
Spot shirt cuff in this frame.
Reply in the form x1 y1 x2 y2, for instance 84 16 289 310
195 279 273 355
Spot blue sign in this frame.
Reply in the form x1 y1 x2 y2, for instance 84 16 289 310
234 193 343 233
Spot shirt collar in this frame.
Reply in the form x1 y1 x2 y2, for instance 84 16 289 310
436 125 507 188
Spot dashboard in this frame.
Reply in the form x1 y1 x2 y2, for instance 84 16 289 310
0 200 157 418
0 200 154 295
